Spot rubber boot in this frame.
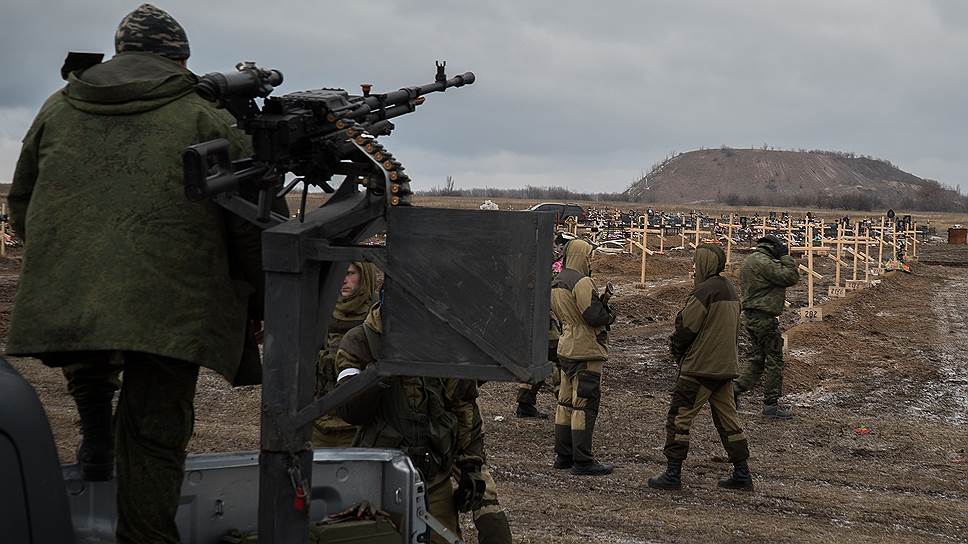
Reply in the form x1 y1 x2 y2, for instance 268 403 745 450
515 402 549 419
76 398 115 481
571 461 614 476
762 403 793 420
647 460 682 490
474 511 513 544
553 424 573 467
718 460 754 490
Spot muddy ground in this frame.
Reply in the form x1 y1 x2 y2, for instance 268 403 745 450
4 242 968 543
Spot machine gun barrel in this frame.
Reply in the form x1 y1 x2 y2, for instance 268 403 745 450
368 72 475 109
340 71 475 123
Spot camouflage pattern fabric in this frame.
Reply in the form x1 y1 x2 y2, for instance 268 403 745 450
115 354 198 544
7 51 265 382
555 359 604 464
115 3 190 60
739 243 800 316
663 376 749 463
736 311 785 404
425 477 460 544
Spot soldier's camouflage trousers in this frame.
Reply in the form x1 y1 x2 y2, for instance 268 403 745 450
736 310 785 405
58 351 199 544
470 465 512 544
555 359 603 464
663 376 749 463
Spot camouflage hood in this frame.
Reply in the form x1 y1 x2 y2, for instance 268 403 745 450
64 52 197 115
364 302 383 335
694 244 726 285
333 261 379 323
563 239 593 276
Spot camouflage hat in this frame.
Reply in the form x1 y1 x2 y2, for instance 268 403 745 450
115 4 190 60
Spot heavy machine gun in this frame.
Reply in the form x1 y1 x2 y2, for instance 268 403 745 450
183 61 474 223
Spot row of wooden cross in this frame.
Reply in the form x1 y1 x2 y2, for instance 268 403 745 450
625 213 921 322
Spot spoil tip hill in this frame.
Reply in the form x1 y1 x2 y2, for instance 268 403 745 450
626 148 938 206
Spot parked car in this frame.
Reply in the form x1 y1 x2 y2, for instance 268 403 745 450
527 202 587 223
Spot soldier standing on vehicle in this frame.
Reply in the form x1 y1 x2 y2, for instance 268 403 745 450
648 244 752 490
550 238 615 476
311 261 378 447
733 235 800 419
335 301 512 544
5 5 276 543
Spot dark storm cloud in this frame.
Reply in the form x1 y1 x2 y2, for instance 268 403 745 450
2 1 966 192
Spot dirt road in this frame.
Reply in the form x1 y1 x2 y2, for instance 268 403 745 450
4 245 967 543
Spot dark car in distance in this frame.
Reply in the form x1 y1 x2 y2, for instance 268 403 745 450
527 202 587 223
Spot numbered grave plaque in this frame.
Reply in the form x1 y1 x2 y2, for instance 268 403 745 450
798 307 823 322
827 286 847 298
845 280 868 290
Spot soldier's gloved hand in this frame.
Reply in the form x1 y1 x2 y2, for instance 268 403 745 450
775 241 789 257
454 462 486 513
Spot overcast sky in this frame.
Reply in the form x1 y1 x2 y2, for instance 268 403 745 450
2 1 966 193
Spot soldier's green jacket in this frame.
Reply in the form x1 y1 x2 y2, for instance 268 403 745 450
739 242 800 316
7 52 268 382
551 240 613 362
334 305 485 486
670 244 741 379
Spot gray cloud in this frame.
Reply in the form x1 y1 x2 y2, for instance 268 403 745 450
2 1 966 193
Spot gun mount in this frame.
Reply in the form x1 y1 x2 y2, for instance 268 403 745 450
182 62 553 543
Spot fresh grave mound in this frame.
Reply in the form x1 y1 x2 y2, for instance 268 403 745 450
593 252 691 281
612 281 691 325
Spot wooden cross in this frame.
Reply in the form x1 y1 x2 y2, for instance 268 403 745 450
794 224 830 322
680 219 703 250
842 225 872 290
628 216 663 285
899 222 921 260
827 223 847 298
718 213 743 270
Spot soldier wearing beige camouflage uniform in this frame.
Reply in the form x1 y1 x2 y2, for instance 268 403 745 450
6 5 275 543
648 244 753 490
550 239 615 476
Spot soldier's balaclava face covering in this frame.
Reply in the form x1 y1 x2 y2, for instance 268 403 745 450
333 261 378 322
693 243 726 285
115 4 191 61
563 239 593 276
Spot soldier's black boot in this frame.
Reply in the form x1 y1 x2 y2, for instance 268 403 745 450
75 399 115 481
762 403 793 420
571 461 614 476
516 402 549 419
647 460 682 490
718 460 754 490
